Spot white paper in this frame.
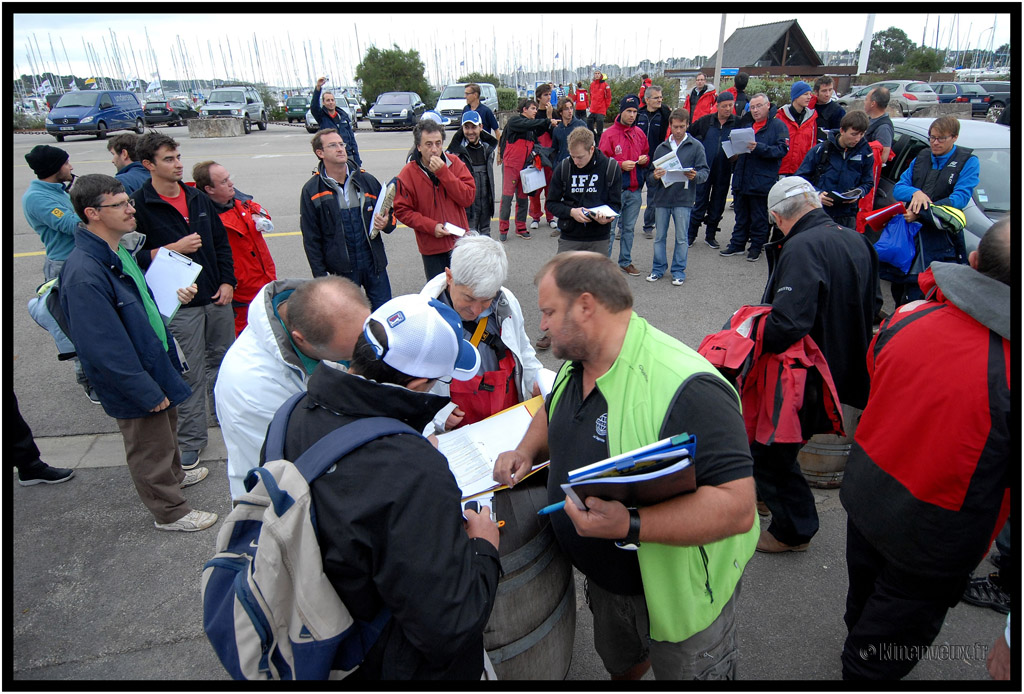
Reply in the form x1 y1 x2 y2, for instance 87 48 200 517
662 170 690 188
584 204 620 218
536 368 557 399
444 222 467 237
729 128 756 148
437 405 534 498
721 141 737 158
520 166 546 193
372 185 389 221
653 150 683 171
144 248 202 320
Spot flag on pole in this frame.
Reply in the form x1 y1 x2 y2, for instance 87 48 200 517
147 79 161 92
85 77 96 85
555 53 559 58
38 79 53 95
460 60 465 66
68 80 79 91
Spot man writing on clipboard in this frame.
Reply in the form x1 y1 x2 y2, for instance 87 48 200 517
493 252 757 680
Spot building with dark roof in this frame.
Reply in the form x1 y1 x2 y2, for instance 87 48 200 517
708 19 823 68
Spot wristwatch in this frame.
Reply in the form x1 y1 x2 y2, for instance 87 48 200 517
615 508 641 551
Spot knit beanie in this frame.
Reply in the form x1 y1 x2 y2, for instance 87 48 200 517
717 92 736 104
619 94 640 112
790 81 812 102
25 145 69 179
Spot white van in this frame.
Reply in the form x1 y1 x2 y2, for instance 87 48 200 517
435 83 500 128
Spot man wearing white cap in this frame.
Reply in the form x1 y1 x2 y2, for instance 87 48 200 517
754 176 878 553
265 293 500 679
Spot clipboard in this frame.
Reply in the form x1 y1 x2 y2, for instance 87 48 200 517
145 248 202 320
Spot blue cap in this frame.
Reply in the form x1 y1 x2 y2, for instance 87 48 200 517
421 110 451 126
790 81 812 102
461 110 483 126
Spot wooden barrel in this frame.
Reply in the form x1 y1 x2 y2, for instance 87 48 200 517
798 404 863 488
483 473 576 680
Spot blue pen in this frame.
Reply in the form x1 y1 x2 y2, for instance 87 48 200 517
537 500 566 516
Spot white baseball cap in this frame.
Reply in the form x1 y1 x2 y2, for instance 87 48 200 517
420 109 451 126
767 176 818 212
363 295 480 381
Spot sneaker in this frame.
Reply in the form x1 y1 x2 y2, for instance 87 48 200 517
756 529 809 553
500 232 507 242
370 181 396 240
719 246 745 257
529 220 539 230
550 227 560 237
534 334 551 350
705 237 721 249
18 463 75 486
746 251 761 262
154 509 219 533
517 231 532 239
671 278 685 286
645 273 661 282
961 573 1010 614
547 217 557 228
84 386 101 405
180 449 202 470
180 466 209 488
620 264 641 277
643 230 654 240
687 238 695 248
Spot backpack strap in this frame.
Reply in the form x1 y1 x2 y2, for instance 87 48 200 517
291 417 420 485
263 391 308 463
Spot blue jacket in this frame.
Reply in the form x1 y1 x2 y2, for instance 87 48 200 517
893 145 980 210
646 135 709 208
59 225 191 419
731 118 789 196
115 161 151 196
552 117 588 165
22 179 79 261
310 86 361 166
795 130 875 215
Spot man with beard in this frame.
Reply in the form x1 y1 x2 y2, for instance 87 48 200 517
447 110 499 237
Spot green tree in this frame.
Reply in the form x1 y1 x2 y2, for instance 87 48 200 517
860 27 916 72
456 71 504 89
901 47 946 74
355 44 432 106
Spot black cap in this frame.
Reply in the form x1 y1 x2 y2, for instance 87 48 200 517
25 145 69 179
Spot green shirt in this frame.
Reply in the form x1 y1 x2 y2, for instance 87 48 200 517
116 246 168 350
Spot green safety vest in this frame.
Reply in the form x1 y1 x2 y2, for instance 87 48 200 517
549 312 758 642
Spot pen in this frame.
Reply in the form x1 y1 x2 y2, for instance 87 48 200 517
536 500 566 516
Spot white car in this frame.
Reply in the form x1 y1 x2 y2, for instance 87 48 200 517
305 97 356 134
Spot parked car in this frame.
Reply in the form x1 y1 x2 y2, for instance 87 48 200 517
143 99 201 126
929 82 991 116
199 85 268 133
347 96 364 121
286 95 310 123
978 81 1011 120
435 82 500 128
45 90 145 142
305 97 356 134
872 118 1009 254
366 92 427 131
838 80 939 117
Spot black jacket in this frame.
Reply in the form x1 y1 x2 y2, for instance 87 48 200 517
815 99 846 141
690 112 738 173
299 161 396 277
731 117 790 196
267 363 501 680
761 208 879 410
132 180 235 305
547 150 622 242
634 104 672 159
447 129 499 210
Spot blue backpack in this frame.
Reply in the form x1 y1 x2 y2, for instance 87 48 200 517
201 391 418 679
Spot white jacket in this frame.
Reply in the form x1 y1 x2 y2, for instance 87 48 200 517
215 279 310 499
420 273 543 432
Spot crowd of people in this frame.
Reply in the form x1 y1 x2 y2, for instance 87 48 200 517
18 68 1011 682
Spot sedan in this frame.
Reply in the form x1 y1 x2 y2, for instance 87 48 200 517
872 118 1009 254
838 80 939 117
143 99 200 127
305 99 357 134
366 92 426 131
929 82 991 116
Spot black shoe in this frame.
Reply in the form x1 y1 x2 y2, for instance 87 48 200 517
499 232 507 242
687 238 695 248
961 573 1010 614
517 231 532 240
18 463 75 486
746 251 761 262
719 246 744 257
705 237 721 249
84 385 101 405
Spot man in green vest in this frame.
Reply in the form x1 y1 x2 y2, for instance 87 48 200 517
493 251 758 679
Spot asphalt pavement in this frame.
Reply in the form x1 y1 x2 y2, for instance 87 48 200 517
11 124 1005 682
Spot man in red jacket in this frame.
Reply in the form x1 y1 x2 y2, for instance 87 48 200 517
599 94 650 277
777 81 818 176
685 72 717 124
193 161 277 335
395 119 476 280
587 71 612 146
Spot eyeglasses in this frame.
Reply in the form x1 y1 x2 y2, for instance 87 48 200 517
464 91 474 96
928 135 953 143
322 142 346 150
92 198 135 210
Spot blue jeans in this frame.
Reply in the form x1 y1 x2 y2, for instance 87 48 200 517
652 207 692 280
607 189 642 267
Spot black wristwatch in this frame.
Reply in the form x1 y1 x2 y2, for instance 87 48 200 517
615 508 641 550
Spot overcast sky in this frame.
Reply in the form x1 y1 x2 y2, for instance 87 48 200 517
13 11 1012 88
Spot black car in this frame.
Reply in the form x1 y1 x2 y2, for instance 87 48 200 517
367 92 426 131
144 99 200 126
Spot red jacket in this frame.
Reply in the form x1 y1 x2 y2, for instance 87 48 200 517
598 118 650 191
574 88 588 110
638 78 653 106
855 139 896 232
776 104 818 174
588 79 611 115
394 153 476 256
685 88 717 122
217 198 277 305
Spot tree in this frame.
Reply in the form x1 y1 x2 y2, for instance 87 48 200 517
861 27 916 72
901 47 945 74
355 44 432 106
456 71 503 88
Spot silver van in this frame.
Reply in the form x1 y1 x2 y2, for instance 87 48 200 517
435 83 499 128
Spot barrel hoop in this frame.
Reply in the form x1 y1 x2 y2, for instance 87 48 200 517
499 525 554 576
486 576 573 665
497 532 558 595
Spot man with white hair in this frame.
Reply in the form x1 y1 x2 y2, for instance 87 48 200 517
421 235 543 430
754 176 878 553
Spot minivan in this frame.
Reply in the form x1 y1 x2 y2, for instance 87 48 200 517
435 83 500 128
45 90 145 142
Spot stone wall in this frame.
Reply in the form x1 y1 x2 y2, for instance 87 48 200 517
188 117 245 138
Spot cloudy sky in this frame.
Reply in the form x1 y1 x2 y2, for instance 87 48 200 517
13 11 1012 88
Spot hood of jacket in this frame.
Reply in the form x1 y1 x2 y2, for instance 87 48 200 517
780 103 816 126
249 278 311 375
923 263 1010 340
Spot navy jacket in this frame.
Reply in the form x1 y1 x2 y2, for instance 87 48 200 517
310 86 361 166
60 226 191 420
299 161 396 277
634 104 672 161
447 129 499 210
795 130 875 216
114 161 151 196
815 100 846 140
731 118 790 196
689 112 737 173
551 117 589 165
131 180 236 305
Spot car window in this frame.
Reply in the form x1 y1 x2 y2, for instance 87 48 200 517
99 95 113 109
441 85 466 99
906 83 935 94
57 93 99 108
377 93 411 105
209 90 245 103
972 148 1011 213
935 84 952 94
882 130 921 184
962 84 986 95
